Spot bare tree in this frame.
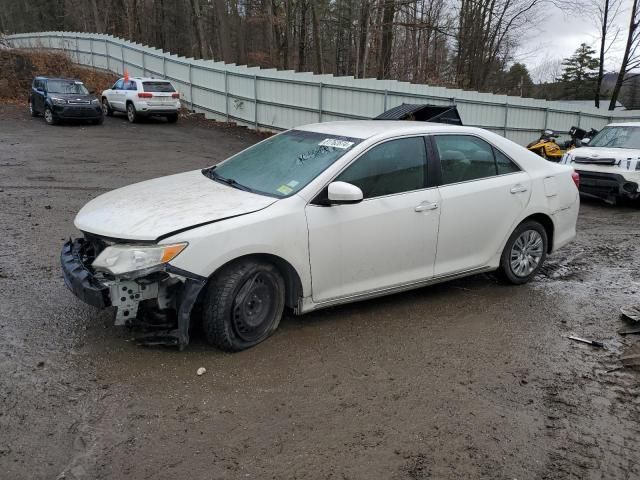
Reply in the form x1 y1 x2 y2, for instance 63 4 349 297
610 0 639 110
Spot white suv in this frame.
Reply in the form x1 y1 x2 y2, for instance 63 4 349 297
101 77 181 123
560 122 640 204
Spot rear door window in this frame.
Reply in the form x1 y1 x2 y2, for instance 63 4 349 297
336 137 427 199
143 82 175 92
434 135 519 184
495 148 520 175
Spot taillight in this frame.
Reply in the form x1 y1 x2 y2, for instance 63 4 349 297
138 92 153 98
571 171 580 188
172 93 180 99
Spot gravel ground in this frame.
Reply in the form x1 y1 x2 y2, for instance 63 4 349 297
1 104 639 480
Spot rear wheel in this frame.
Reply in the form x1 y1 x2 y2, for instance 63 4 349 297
102 98 113 116
167 113 178 123
43 107 56 125
202 259 285 352
498 220 547 285
126 102 137 123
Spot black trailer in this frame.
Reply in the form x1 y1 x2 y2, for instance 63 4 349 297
374 103 463 125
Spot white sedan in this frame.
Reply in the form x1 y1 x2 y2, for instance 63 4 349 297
61 121 579 351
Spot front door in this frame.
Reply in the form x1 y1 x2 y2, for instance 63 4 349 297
34 79 46 113
108 79 125 111
305 136 441 303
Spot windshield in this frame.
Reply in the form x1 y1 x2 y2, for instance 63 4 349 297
588 126 640 149
204 130 363 197
46 80 89 94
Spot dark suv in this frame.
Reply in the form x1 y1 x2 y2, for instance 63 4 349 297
29 77 104 125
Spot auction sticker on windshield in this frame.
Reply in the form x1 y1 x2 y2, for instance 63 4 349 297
318 139 354 149
277 185 293 195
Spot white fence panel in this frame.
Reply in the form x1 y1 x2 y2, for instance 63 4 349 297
7 31 640 142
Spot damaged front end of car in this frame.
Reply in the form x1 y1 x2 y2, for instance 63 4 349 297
60 234 206 350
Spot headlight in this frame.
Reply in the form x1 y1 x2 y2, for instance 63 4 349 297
92 242 187 276
51 97 67 105
91 98 100 105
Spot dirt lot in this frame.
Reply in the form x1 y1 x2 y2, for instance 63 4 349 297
1 103 639 479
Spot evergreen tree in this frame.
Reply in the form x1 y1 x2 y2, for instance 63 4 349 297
505 63 533 96
557 43 600 100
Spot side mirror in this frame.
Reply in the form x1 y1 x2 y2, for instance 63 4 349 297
89 89 96 95
327 181 363 204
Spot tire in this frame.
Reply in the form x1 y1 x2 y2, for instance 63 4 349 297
43 107 57 125
102 98 113 117
93 116 104 125
202 259 285 352
29 100 38 117
498 220 548 285
126 102 137 123
167 113 178 123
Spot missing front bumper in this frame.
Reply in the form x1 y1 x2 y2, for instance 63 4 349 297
60 238 206 350
576 170 640 202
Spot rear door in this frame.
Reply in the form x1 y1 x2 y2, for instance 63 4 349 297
432 134 531 276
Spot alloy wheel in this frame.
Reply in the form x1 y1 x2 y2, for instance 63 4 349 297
510 229 544 277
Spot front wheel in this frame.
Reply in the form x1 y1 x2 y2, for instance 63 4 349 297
202 259 285 352
102 98 113 116
43 107 57 125
498 221 548 284
126 103 137 123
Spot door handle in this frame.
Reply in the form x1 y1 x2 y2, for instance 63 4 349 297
415 202 438 212
510 184 528 194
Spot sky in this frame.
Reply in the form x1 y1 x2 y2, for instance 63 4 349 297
517 1 631 83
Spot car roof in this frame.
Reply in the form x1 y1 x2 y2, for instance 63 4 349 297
121 77 173 82
35 76 82 82
295 120 487 140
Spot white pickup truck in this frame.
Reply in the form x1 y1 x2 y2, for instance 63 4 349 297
561 122 640 204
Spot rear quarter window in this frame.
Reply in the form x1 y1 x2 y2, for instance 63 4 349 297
143 82 175 92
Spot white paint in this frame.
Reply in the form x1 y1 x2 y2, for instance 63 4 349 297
74 170 277 240
74 122 579 315
102 77 180 115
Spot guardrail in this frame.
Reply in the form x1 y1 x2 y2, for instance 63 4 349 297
7 31 640 144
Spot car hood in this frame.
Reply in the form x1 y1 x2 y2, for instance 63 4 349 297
75 170 278 241
50 93 97 102
569 146 640 160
